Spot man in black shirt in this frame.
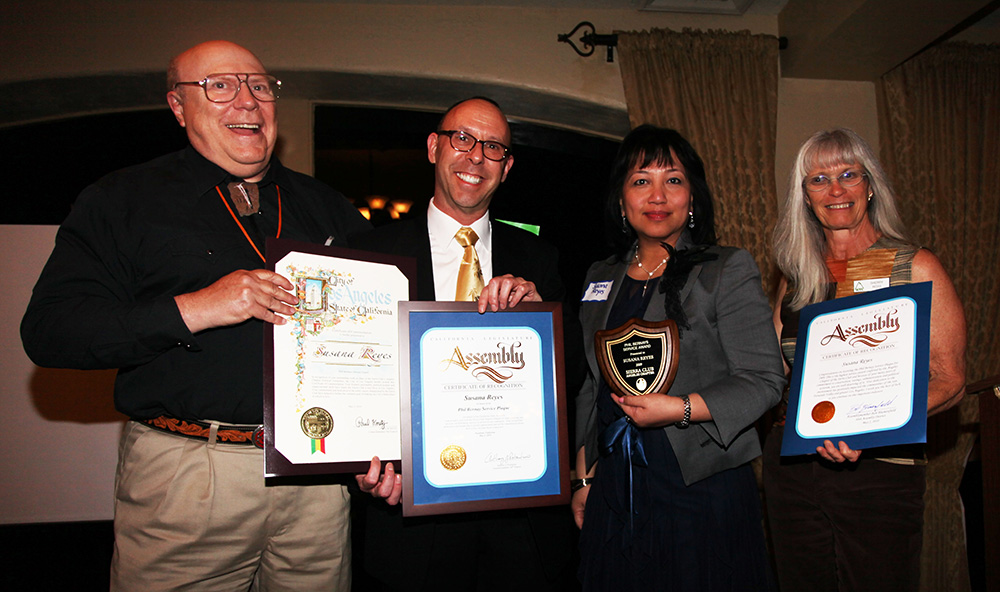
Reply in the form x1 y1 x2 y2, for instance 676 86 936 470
21 40 369 590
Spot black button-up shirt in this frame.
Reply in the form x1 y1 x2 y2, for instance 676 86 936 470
22 146 370 423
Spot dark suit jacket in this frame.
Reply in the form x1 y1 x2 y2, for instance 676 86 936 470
350 212 575 589
576 234 786 485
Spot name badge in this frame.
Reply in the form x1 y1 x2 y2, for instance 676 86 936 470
582 281 613 302
853 278 890 293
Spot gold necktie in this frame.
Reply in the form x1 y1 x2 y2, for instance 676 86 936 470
454 227 484 301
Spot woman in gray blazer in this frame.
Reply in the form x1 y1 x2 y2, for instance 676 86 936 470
572 125 785 591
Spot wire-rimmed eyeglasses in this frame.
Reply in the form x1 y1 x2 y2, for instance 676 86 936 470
437 130 510 161
173 73 281 103
804 169 867 192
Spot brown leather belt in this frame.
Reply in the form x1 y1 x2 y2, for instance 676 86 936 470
139 415 264 448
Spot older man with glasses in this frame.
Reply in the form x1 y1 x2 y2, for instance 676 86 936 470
22 40 369 590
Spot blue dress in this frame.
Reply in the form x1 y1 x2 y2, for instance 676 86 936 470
578 276 773 591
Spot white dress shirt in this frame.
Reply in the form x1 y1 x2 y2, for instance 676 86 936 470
426 198 493 301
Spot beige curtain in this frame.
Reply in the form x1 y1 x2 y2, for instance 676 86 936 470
878 42 1000 592
878 42 1000 384
617 28 780 292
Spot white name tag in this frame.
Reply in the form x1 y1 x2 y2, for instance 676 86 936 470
582 281 613 302
853 278 890 293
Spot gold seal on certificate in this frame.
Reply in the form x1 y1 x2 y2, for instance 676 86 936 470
595 318 680 397
440 445 467 471
300 407 334 439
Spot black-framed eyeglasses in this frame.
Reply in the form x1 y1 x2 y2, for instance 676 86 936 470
173 73 281 103
804 169 867 192
437 130 510 161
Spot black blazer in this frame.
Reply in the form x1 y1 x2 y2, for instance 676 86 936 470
349 211 575 588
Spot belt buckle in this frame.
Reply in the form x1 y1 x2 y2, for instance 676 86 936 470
252 425 265 449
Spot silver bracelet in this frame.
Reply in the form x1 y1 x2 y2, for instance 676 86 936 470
571 477 594 492
675 394 691 429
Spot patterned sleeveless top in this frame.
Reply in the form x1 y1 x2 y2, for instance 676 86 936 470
780 236 918 366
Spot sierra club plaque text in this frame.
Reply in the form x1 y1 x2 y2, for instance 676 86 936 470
595 318 679 397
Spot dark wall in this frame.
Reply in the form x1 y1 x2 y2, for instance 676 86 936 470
1 110 187 225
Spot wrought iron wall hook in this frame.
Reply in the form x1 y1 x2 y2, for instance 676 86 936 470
558 21 618 63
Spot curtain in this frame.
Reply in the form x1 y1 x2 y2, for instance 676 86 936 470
878 42 1000 385
878 41 1000 592
617 28 780 292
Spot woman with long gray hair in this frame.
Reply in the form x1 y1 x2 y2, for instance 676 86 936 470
763 128 966 592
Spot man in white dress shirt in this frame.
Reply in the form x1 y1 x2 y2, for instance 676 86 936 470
350 97 575 591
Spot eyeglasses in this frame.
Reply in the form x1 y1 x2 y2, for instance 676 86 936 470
173 73 281 103
437 130 510 161
804 169 867 192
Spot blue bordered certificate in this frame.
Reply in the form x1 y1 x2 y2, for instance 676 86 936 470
399 301 569 516
781 282 932 456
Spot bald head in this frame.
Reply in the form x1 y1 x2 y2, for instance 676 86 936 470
168 41 266 89
166 41 277 181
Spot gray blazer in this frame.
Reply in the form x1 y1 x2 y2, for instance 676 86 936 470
576 235 785 485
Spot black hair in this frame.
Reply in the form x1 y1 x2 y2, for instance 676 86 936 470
605 124 717 259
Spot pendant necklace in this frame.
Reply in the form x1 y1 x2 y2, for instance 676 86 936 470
633 250 668 297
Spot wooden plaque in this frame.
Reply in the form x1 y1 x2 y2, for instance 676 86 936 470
595 318 679 397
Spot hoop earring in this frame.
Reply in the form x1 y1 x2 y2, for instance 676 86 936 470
687 210 695 229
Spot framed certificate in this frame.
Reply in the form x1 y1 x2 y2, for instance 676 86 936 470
781 282 932 456
264 238 416 477
398 301 570 516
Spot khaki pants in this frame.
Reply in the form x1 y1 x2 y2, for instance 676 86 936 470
111 421 351 591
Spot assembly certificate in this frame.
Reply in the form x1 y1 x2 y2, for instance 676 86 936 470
419 325 547 487
399 302 569 516
781 282 932 456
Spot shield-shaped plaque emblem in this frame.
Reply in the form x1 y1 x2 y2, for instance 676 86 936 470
595 318 679 397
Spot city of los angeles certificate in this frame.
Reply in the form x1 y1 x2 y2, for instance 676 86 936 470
264 239 415 477
781 282 932 456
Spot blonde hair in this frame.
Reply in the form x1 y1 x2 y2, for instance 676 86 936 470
773 128 912 309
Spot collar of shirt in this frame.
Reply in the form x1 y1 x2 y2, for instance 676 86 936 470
184 144 281 195
184 144 286 250
426 197 493 300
